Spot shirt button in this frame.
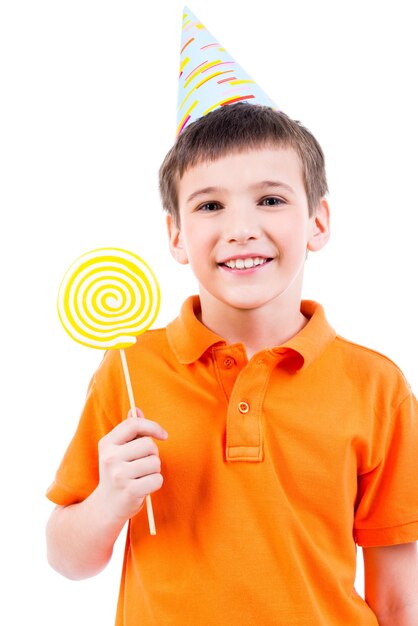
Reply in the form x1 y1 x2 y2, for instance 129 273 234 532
223 357 235 369
238 401 249 414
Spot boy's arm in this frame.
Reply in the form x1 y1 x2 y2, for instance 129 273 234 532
46 414 167 580
46 491 126 580
363 542 418 625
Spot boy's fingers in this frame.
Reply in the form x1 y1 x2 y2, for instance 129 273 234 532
123 436 160 462
104 416 168 446
125 453 162 478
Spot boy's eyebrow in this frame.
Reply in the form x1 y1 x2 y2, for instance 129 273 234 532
186 187 224 204
250 180 295 194
186 181 295 204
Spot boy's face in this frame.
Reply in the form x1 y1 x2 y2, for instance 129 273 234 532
167 146 329 316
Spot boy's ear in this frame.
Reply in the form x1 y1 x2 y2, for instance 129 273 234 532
307 198 330 252
166 215 189 265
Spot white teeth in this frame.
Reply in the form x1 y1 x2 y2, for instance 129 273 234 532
223 257 268 269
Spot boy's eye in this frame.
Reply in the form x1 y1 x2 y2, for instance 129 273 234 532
197 201 222 212
260 196 285 207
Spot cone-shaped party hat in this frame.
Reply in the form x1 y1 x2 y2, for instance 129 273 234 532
177 7 278 135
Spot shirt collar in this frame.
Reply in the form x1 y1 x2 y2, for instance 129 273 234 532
273 300 336 370
166 296 336 369
166 296 226 364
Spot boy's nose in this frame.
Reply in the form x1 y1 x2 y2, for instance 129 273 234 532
223 206 261 243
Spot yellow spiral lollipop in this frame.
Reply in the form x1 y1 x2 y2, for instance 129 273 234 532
58 248 160 349
57 247 161 535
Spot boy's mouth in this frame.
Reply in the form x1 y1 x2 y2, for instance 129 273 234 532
219 256 272 270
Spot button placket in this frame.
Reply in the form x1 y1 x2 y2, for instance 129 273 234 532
226 357 274 462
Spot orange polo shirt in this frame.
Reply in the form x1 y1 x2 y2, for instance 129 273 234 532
47 298 418 626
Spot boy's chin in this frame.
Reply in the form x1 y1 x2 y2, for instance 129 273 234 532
201 289 293 313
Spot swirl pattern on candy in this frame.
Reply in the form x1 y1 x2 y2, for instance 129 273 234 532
57 248 160 350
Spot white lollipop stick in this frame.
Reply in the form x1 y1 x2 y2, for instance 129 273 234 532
120 349 156 535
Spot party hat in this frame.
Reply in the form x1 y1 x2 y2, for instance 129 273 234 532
177 7 278 135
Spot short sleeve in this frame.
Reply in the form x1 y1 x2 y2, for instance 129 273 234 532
354 390 418 547
46 351 126 506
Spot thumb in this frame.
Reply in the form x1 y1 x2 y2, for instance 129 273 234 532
127 407 145 419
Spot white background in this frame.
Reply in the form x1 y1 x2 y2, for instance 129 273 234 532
1 0 416 623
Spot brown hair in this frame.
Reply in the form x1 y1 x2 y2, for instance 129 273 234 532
159 103 328 224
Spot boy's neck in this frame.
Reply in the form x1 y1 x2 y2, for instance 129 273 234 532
198 292 309 359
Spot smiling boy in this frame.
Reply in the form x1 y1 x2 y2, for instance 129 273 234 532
46 7 418 626
47 102 418 625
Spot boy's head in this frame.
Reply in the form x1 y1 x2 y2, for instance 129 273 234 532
159 103 328 226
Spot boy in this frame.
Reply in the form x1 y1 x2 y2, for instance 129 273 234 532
46 9 418 625
46 102 418 625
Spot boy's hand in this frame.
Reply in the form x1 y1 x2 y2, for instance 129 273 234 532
96 410 168 523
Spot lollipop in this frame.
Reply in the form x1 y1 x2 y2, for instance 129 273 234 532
58 248 161 535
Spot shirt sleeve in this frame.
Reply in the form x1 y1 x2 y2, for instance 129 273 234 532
46 351 127 506
354 389 418 547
